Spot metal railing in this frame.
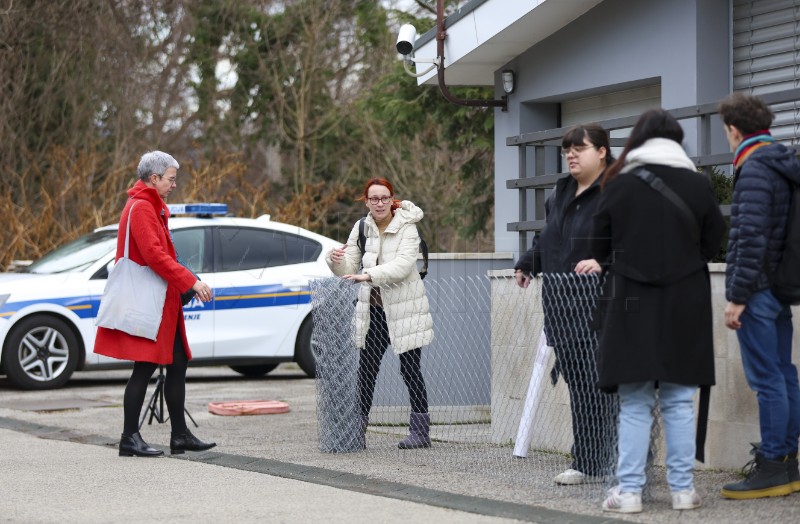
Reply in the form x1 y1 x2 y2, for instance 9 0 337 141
504 88 800 254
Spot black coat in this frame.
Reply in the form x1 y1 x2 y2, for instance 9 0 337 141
726 143 800 304
515 175 603 349
515 175 602 275
590 164 726 390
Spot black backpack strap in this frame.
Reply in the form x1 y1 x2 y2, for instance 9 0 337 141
357 217 366 256
633 168 700 244
359 216 429 279
418 228 429 280
695 385 710 463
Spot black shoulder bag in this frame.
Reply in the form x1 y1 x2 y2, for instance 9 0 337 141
632 167 709 463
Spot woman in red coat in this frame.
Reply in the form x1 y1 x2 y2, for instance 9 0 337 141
94 151 216 457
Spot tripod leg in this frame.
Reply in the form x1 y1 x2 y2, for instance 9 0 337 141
185 407 199 428
140 372 167 428
158 372 165 423
140 385 158 429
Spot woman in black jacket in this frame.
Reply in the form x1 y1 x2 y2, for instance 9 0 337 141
514 123 618 485
591 110 725 514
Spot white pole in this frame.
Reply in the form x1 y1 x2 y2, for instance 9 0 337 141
513 328 552 458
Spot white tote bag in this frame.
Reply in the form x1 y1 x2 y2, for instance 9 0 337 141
95 202 167 340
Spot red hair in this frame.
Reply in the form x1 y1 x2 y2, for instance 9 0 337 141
360 178 400 210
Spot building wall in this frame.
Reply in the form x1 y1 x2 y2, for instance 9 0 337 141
494 0 731 254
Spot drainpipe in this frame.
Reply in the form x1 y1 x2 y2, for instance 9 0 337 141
436 0 508 111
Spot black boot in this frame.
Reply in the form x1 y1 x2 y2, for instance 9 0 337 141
170 429 216 454
721 452 792 499
787 451 800 493
119 432 164 457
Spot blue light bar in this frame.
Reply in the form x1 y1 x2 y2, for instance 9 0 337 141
168 203 228 216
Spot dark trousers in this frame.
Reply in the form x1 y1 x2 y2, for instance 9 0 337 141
556 341 619 476
358 305 428 417
544 275 618 477
122 329 188 435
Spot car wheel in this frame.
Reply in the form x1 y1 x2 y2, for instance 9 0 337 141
2 315 80 390
294 316 316 378
229 363 279 377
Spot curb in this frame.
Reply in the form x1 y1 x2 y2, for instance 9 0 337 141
0 415 627 524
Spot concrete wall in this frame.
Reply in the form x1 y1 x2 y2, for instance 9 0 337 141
489 265 800 470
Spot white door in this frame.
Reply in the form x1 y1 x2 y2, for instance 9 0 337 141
561 84 662 154
211 227 319 359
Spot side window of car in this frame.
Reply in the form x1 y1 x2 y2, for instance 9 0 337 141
218 227 287 272
172 228 208 273
285 233 322 264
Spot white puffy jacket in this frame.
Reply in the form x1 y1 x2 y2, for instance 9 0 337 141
326 200 434 353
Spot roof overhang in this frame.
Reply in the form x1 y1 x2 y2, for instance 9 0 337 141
412 0 604 86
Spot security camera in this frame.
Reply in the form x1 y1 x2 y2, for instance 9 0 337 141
396 24 417 56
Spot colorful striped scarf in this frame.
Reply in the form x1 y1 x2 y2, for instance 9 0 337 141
733 130 774 169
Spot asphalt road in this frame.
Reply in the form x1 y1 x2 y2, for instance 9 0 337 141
1 365 798 524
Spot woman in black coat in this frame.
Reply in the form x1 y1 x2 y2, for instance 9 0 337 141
591 110 725 514
514 123 619 485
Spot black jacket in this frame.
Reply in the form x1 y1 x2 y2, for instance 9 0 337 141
515 175 602 275
725 143 800 304
515 175 603 351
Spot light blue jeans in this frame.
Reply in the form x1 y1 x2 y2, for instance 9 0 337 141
617 382 697 493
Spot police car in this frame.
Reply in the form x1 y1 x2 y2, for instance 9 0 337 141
0 204 338 390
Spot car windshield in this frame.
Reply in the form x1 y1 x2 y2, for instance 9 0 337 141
21 230 118 274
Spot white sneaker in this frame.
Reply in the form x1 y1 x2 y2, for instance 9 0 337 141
553 468 604 485
672 488 701 510
602 485 643 514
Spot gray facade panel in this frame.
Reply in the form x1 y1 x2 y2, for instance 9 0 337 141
494 0 732 254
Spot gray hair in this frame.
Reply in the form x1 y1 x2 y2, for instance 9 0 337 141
137 151 179 181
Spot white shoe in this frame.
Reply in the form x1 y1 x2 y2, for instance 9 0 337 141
672 488 701 510
553 468 603 485
602 485 643 514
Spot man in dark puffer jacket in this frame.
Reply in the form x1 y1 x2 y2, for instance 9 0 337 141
720 93 800 500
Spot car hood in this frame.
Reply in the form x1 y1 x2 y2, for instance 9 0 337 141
0 273 39 286
0 272 84 295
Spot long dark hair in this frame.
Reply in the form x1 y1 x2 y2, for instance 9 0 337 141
602 109 683 184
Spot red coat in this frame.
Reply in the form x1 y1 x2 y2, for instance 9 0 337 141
93 181 198 364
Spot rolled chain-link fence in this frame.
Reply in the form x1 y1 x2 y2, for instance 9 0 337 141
311 274 663 500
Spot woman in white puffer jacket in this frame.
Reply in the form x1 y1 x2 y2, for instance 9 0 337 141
326 178 434 449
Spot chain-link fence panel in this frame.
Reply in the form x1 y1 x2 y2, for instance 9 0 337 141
311 274 663 501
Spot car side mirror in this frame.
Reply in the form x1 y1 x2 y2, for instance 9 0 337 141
90 260 115 280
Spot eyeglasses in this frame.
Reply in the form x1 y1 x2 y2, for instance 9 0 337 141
156 174 177 185
367 196 393 205
561 145 596 157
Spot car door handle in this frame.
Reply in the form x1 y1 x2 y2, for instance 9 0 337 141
283 280 306 291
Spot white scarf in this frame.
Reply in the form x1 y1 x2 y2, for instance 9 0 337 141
621 137 697 173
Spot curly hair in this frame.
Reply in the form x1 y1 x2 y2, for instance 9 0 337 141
718 93 774 135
